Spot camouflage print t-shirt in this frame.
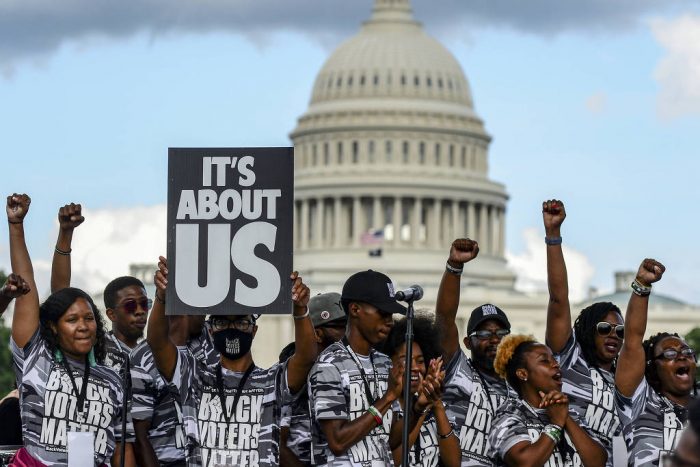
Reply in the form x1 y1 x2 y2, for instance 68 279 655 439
308 341 395 467
393 403 458 467
280 384 312 464
443 348 509 466
103 332 136 443
12 331 126 466
488 398 589 467
130 340 187 464
172 347 290 467
187 322 220 370
554 333 621 466
616 378 687 467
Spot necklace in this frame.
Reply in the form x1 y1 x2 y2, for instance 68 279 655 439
342 337 379 406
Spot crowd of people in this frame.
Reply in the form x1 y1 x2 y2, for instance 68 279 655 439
1 192 698 467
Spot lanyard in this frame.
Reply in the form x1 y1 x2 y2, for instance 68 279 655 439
62 357 91 415
342 337 378 406
215 363 255 425
469 359 498 414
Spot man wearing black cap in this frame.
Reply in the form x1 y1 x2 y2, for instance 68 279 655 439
436 239 512 466
308 270 408 466
279 292 348 466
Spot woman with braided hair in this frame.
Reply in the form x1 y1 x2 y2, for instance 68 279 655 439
542 199 623 465
488 334 606 466
615 258 696 466
6 194 129 466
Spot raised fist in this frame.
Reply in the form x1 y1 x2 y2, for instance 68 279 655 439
58 203 85 230
154 256 168 297
636 258 665 286
290 271 310 309
448 238 479 266
6 194 31 223
1 273 31 299
542 199 566 233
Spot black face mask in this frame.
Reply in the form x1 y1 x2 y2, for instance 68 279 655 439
213 328 253 360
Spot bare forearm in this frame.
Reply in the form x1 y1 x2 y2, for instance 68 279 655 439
564 418 607 466
9 223 40 346
544 226 572 351
505 438 557 467
324 394 396 454
436 270 461 359
51 228 74 292
133 434 159 467
146 297 176 381
287 305 318 393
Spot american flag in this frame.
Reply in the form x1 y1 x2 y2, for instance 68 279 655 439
360 229 384 245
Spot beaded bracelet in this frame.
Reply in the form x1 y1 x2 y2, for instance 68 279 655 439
438 429 454 440
542 424 562 443
367 405 383 426
445 262 463 275
544 236 563 245
631 278 652 297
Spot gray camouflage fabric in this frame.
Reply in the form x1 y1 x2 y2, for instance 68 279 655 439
130 340 188 464
554 333 621 466
12 331 126 466
443 348 509 466
308 341 395 467
171 347 291 467
488 398 589 467
616 378 687 467
103 332 136 443
394 403 459 467
187 322 220 370
280 385 312 464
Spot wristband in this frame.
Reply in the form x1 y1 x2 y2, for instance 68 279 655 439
542 424 562 443
54 246 72 256
438 429 454 440
544 236 562 245
7 220 22 225
413 404 430 416
367 405 383 426
631 278 652 297
445 262 463 275
293 307 310 320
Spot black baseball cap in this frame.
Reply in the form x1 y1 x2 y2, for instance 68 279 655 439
467 304 510 334
341 270 407 316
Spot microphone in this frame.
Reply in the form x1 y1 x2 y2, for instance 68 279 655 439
395 285 424 302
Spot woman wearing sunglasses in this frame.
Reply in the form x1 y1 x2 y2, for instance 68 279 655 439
542 199 623 465
616 258 696 467
6 194 128 466
380 315 461 467
488 334 607 466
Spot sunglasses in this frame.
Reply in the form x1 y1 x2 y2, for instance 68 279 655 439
118 298 152 314
596 322 624 339
469 329 510 340
209 318 255 332
653 348 696 361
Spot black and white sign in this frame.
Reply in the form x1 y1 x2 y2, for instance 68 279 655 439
166 147 294 315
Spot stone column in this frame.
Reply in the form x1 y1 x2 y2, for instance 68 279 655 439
498 206 506 256
432 199 441 248
334 197 342 247
373 197 382 230
490 206 499 256
393 197 402 247
466 201 476 239
412 198 422 246
478 203 488 252
451 200 460 240
315 198 325 248
353 197 362 247
300 199 309 250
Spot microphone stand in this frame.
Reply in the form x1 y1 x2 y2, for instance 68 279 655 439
400 297 416 466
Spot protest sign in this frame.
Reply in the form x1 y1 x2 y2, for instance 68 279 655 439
166 147 293 315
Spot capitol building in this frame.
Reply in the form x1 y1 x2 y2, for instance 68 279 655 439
247 0 699 365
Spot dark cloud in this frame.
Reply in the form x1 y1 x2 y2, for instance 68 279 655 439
0 0 695 67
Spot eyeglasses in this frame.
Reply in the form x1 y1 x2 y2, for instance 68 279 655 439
653 348 696 361
469 329 510 340
210 317 255 332
118 298 152 314
596 322 624 339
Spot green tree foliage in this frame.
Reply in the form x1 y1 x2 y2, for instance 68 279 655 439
0 269 15 395
684 327 700 383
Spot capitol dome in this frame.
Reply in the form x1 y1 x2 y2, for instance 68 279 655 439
290 0 515 298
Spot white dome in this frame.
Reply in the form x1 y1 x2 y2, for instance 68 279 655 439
310 0 474 109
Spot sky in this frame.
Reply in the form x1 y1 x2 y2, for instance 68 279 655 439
1 0 699 306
